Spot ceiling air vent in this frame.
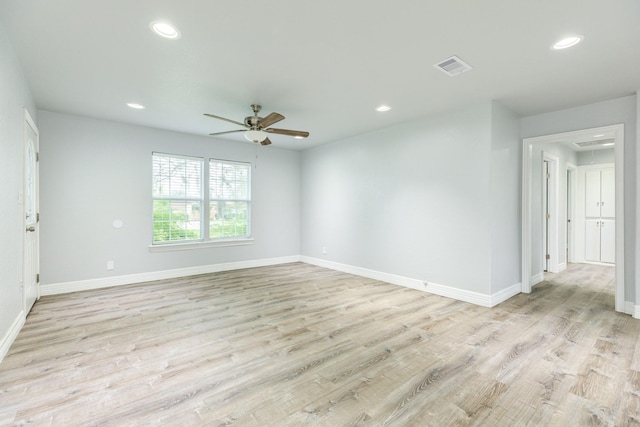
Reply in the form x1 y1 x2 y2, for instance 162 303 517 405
433 55 473 76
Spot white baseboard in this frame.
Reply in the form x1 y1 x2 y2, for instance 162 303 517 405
40 254 528 308
624 301 640 318
300 256 520 308
582 260 616 267
0 310 25 364
301 256 424 289
491 282 523 307
41 255 301 296
530 272 545 287
557 262 567 272
422 280 493 307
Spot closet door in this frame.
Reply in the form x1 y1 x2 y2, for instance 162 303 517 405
600 168 615 218
600 219 616 263
582 166 615 264
585 170 602 218
584 219 601 262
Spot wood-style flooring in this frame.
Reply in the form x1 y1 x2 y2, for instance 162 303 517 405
1 262 638 426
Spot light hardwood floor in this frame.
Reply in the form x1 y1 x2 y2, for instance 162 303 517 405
1 262 638 426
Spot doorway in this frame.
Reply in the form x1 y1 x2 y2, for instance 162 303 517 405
23 109 39 314
521 124 624 313
541 153 559 273
543 160 549 272
566 164 577 264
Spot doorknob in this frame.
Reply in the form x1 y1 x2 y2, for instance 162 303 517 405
26 225 36 232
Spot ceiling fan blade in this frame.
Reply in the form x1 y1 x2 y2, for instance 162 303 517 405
258 112 285 129
260 137 272 146
203 113 246 127
209 129 245 136
264 128 310 138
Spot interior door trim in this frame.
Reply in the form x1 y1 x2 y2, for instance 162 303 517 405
521 124 624 313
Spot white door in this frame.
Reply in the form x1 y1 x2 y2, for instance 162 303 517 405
584 169 601 218
600 219 616 264
584 219 600 262
543 160 549 272
23 110 39 314
566 168 574 263
600 168 615 218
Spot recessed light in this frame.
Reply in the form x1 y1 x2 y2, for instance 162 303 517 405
552 35 583 50
376 105 391 112
127 103 145 109
150 21 181 40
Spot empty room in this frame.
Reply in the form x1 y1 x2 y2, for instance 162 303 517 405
1 1 640 425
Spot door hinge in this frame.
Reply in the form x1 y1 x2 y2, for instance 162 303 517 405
37 213 40 222
546 213 551 220
546 254 550 260
546 173 550 179
36 152 40 162
36 273 40 283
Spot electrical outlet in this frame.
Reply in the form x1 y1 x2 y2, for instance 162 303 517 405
423 281 429 288
322 246 327 255
107 261 114 271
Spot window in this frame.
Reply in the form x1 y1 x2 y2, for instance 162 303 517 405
209 159 251 239
152 153 203 243
151 153 251 246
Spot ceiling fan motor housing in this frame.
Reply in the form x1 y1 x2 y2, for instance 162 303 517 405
244 115 262 129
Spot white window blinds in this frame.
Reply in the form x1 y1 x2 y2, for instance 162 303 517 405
152 153 203 243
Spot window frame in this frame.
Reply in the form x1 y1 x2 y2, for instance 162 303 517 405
149 153 253 252
208 158 252 241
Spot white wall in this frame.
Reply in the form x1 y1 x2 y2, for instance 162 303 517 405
521 95 637 302
0 23 36 359
301 101 522 298
37 111 301 285
490 102 521 294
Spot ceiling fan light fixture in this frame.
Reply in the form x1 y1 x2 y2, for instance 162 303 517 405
150 21 181 40
294 135 305 139
245 130 267 143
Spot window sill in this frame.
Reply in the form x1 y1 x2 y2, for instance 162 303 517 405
148 238 254 253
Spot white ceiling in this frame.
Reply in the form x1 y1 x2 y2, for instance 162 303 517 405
1 1 639 150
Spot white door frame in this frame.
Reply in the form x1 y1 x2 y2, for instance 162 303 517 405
23 108 40 313
542 153 560 273
566 163 577 264
522 124 624 313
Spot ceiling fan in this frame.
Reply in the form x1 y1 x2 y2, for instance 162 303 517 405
204 104 309 146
